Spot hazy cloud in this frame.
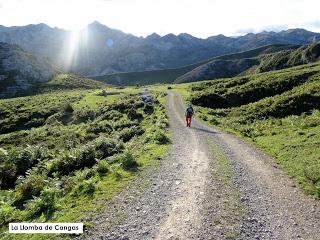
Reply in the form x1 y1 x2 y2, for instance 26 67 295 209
234 25 290 36
0 0 319 37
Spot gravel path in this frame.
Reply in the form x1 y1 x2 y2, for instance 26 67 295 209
79 91 320 240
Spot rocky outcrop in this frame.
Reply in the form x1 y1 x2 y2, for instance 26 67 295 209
0 42 57 98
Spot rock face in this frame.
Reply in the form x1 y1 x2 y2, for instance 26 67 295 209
1 22 320 77
0 42 57 98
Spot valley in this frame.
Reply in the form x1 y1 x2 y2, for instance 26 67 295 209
0 22 319 240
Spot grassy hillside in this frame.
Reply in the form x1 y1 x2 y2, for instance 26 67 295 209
174 58 260 83
32 73 107 94
0 88 170 239
94 44 298 86
186 61 320 198
175 44 300 83
176 43 320 84
177 42 320 84
253 42 320 73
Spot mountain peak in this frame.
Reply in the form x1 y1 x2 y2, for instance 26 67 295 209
162 33 177 39
87 21 111 30
178 33 196 39
89 20 103 26
25 23 50 30
146 32 161 39
283 28 311 34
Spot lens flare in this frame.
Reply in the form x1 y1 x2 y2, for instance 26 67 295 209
61 27 89 72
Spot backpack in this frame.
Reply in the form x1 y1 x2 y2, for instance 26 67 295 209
186 107 193 117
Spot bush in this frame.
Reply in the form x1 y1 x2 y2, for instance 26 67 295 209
118 126 144 142
0 204 22 226
72 179 96 196
26 187 59 218
153 130 170 144
100 110 122 121
128 109 143 120
74 108 96 122
0 148 18 189
50 138 122 176
119 152 138 170
97 160 109 176
52 145 96 176
113 119 137 130
93 137 124 159
0 162 17 189
14 146 46 176
0 148 8 163
15 173 47 204
144 104 154 114
64 103 74 114
86 120 113 135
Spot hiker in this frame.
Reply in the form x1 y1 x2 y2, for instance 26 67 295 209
185 104 194 127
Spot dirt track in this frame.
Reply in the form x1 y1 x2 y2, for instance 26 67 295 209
81 91 320 240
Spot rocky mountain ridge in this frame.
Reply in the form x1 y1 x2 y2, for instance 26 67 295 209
1 22 320 76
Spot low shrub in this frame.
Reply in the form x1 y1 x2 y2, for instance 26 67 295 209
14 146 47 176
118 126 144 142
50 138 122 176
127 109 143 120
153 130 170 144
0 161 17 189
119 152 138 170
144 104 154 114
100 110 122 121
26 187 59 218
93 137 124 159
64 103 74 114
113 119 137 130
97 160 109 176
86 120 113 135
15 173 47 204
0 204 22 226
50 145 96 176
72 178 96 196
74 108 96 122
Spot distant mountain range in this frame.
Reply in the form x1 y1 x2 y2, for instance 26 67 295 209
94 44 299 85
1 22 320 77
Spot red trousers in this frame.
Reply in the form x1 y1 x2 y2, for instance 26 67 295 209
186 116 192 127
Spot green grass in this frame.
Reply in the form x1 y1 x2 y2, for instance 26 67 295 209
185 61 320 198
0 87 170 239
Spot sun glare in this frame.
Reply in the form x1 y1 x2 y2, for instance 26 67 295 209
62 28 88 71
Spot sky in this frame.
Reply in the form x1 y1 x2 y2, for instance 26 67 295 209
0 0 320 38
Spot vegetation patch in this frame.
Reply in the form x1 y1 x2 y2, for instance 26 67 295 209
0 88 170 239
187 61 320 198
